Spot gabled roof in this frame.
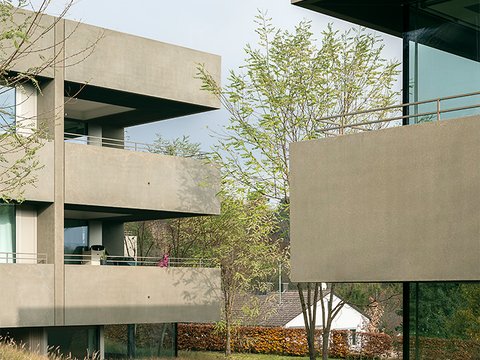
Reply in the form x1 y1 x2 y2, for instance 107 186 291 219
233 290 334 327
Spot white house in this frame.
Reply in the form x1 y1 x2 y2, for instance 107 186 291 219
284 293 368 332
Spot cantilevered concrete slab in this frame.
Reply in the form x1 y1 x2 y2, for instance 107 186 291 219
64 143 220 217
290 115 480 282
64 266 221 325
7 11 221 126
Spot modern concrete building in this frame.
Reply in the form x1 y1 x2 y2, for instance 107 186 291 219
291 0 479 358
0 11 221 359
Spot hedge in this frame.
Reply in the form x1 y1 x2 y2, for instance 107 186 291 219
178 324 480 360
178 324 397 358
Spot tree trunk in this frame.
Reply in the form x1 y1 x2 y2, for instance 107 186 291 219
225 316 232 357
297 282 319 360
322 329 329 360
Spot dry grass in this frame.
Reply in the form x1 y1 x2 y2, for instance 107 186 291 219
0 338 99 360
0 342 335 360
0 339 48 360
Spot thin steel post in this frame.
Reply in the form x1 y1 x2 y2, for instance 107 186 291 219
437 99 441 121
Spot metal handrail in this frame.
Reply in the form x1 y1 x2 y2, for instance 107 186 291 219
0 252 47 264
64 132 211 159
63 254 216 268
317 90 480 132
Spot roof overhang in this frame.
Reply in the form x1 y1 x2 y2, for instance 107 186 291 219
292 0 406 37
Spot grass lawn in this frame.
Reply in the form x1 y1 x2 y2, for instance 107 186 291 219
179 350 339 360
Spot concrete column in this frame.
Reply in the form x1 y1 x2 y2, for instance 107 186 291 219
88 123 102 146
88 221 102 246
26 328 48 355
102 222 124 256
102 125 124 149
98 325 105 360
52 18 66 326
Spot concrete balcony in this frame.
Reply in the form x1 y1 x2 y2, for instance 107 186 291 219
0 264 55 328
290 112 480 283
63 265 221 326
64 142 220 218
0 261 220 327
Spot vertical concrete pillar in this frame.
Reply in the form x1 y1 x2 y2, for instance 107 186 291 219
88 124 102 146
98 326 105 360
52 17 66 327
88 221 102 246
102 125 124 149
102 222 125 256
26 328 48 355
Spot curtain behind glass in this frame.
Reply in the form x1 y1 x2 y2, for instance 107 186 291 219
0 204 15 263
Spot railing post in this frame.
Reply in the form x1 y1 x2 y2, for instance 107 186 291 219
437 99 441 121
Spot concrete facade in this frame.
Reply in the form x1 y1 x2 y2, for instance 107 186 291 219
290 116 480 282
0 9 222 358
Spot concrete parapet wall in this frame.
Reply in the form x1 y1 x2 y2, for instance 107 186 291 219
290 116 480 282
0 264 54 327
64 142 220 215
1 140 54 202
64 265 221 325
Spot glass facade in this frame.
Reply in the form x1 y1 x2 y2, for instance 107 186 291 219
0 204 15 263
406 1 480 123
64 219 88 255
104 323 176 359
403 2 480 359
409 282 480 359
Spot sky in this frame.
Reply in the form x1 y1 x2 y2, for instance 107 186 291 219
37 0 402 151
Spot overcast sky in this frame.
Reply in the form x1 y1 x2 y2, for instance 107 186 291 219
39 0 402 150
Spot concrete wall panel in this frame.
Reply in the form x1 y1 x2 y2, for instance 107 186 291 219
64 21 221 109
1 140 54 202
0 264 54 327
290 116 480 282
64 265 221 325
64 143 220 215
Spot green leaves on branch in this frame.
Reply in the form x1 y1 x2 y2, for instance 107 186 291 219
197 12 400 205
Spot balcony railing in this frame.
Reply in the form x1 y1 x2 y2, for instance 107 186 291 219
316 90 480 135
64 254 216 268
64 133 211 159
0 252 47 264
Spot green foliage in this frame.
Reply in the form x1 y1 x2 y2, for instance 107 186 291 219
149 134 202 158
197 12 400 204
198 12 400 360
409 282 480 342
446 283 480 341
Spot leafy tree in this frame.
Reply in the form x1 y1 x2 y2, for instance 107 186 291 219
197 193 283 357
198 12 400 360
447 283 480 342
149 134 203 158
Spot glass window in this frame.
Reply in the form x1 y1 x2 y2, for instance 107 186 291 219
409 282 480 359
0 86 15 132
105 323 176 359
406 1 480 124
0 204 15 263
64 219 88 255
